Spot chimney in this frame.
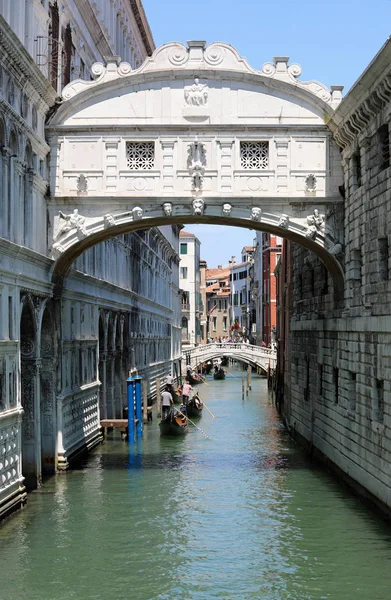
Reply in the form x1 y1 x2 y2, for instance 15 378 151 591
218 265 222 270
231 256 236 264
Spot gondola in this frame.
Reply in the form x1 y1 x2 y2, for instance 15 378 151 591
159 407 188 436
220 356 228 367
213 368 226 380
204 362 213 375
186 393 203 418
185 372 203 385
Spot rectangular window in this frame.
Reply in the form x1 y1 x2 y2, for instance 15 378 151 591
333 367 339 404
218 300 222 310
378 125 390 171
373 380 384 423
378 237 389 281
212 317 217 331
180 267 188 279
224 300 227 310
233 273 238 281
348 372 356 415
304 359 310 402
126 141 155 170
233 293 238 306
8 296 13 339
223 316 227 330
180 243 188 255
352 150 362 187
318 364 323 395
240 141 269 169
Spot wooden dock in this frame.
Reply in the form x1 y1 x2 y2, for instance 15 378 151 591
100 419 137 440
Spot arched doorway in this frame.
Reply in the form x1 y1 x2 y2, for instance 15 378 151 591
20 299 39 489
40 302 57 475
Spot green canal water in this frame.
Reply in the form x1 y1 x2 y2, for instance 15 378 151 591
1 371 391 600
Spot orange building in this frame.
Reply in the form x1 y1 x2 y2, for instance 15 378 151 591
262 234 282 346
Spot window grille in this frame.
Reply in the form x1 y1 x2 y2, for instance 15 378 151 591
240 142 268 169
126 142 155 170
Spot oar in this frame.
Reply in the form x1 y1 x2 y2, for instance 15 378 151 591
196 395 215 419
199 374 208 385
174 407 212 440
224 369 240 380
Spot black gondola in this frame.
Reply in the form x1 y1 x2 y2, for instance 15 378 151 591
213 368 225 380
186 393 203 418
159 406 188 436
204 362 213 375
185 372 203 385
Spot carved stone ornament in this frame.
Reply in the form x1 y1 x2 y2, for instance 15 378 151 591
54 209 87 241
132 206 143 220
305 173 317 192
162 202 173 216
222 203 232 217
305 208 325 239
191 165 204 192
250 207 262 222
184 78 208 106
278 213 290 228
328 242 343 257
192 198 205 216
77 174 88 195
104 214 115 228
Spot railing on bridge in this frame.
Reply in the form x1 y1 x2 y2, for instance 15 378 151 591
183 343 277 373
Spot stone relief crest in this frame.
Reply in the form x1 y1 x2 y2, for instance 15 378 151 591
77 174 88 195
305 174 317 193
188 140 206 193
184 78 208 106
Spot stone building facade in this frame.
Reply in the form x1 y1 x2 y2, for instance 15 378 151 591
277 39 391 515
179 230 202 347
0 3 182 520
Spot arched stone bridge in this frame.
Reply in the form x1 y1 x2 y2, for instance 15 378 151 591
46 40 345 294
183 343 277 374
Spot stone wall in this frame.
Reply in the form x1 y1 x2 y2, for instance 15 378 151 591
281 39 391 515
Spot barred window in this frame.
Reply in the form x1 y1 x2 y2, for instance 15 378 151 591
240 141 269 169
126 142 154 170
378 125 390 171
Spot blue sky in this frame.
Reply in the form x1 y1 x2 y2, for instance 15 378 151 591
142 0 391 266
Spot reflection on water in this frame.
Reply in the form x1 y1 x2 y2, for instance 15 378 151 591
0 370 391 600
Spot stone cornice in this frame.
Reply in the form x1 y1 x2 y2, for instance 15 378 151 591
329 37 391 149
76 0 114 58
0 15 58 108
129 0 155 56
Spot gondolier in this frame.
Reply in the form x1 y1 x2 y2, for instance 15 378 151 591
182 381 192 405
161 386 174 417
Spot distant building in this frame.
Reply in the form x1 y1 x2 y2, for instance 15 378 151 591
205 265 231 340
179 231 202 347
262 234 282 346
229 247 255 340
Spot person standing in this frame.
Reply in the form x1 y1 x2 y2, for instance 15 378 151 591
161 385 174 418
166 373 174 396
182 381 192 405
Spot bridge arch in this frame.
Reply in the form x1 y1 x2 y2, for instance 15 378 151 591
46 40 345 295
183 343 277 375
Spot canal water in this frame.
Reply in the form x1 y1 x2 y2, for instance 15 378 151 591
1 370 391 600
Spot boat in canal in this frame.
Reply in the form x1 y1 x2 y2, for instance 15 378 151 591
159 407 188 436
186 393 203 418
185 371 204 385
213 368 225 380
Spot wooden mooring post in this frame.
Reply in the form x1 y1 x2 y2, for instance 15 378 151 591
247 365 252 391
242 369 245 400
156 377 161 417
142 379 148 423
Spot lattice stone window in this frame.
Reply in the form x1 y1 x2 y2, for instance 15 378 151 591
126 142 155 170
240 141 269 169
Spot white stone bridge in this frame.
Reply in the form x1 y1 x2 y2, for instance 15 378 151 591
183 343 277 374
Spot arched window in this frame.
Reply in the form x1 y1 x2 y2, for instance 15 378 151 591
8 129 18 241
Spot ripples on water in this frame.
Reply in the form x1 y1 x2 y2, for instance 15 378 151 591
0 371 391 600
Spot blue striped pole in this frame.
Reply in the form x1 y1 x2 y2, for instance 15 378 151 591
127 374 135 444
134 375 143 438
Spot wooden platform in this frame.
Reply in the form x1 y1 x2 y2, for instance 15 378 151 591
100 419 139 440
